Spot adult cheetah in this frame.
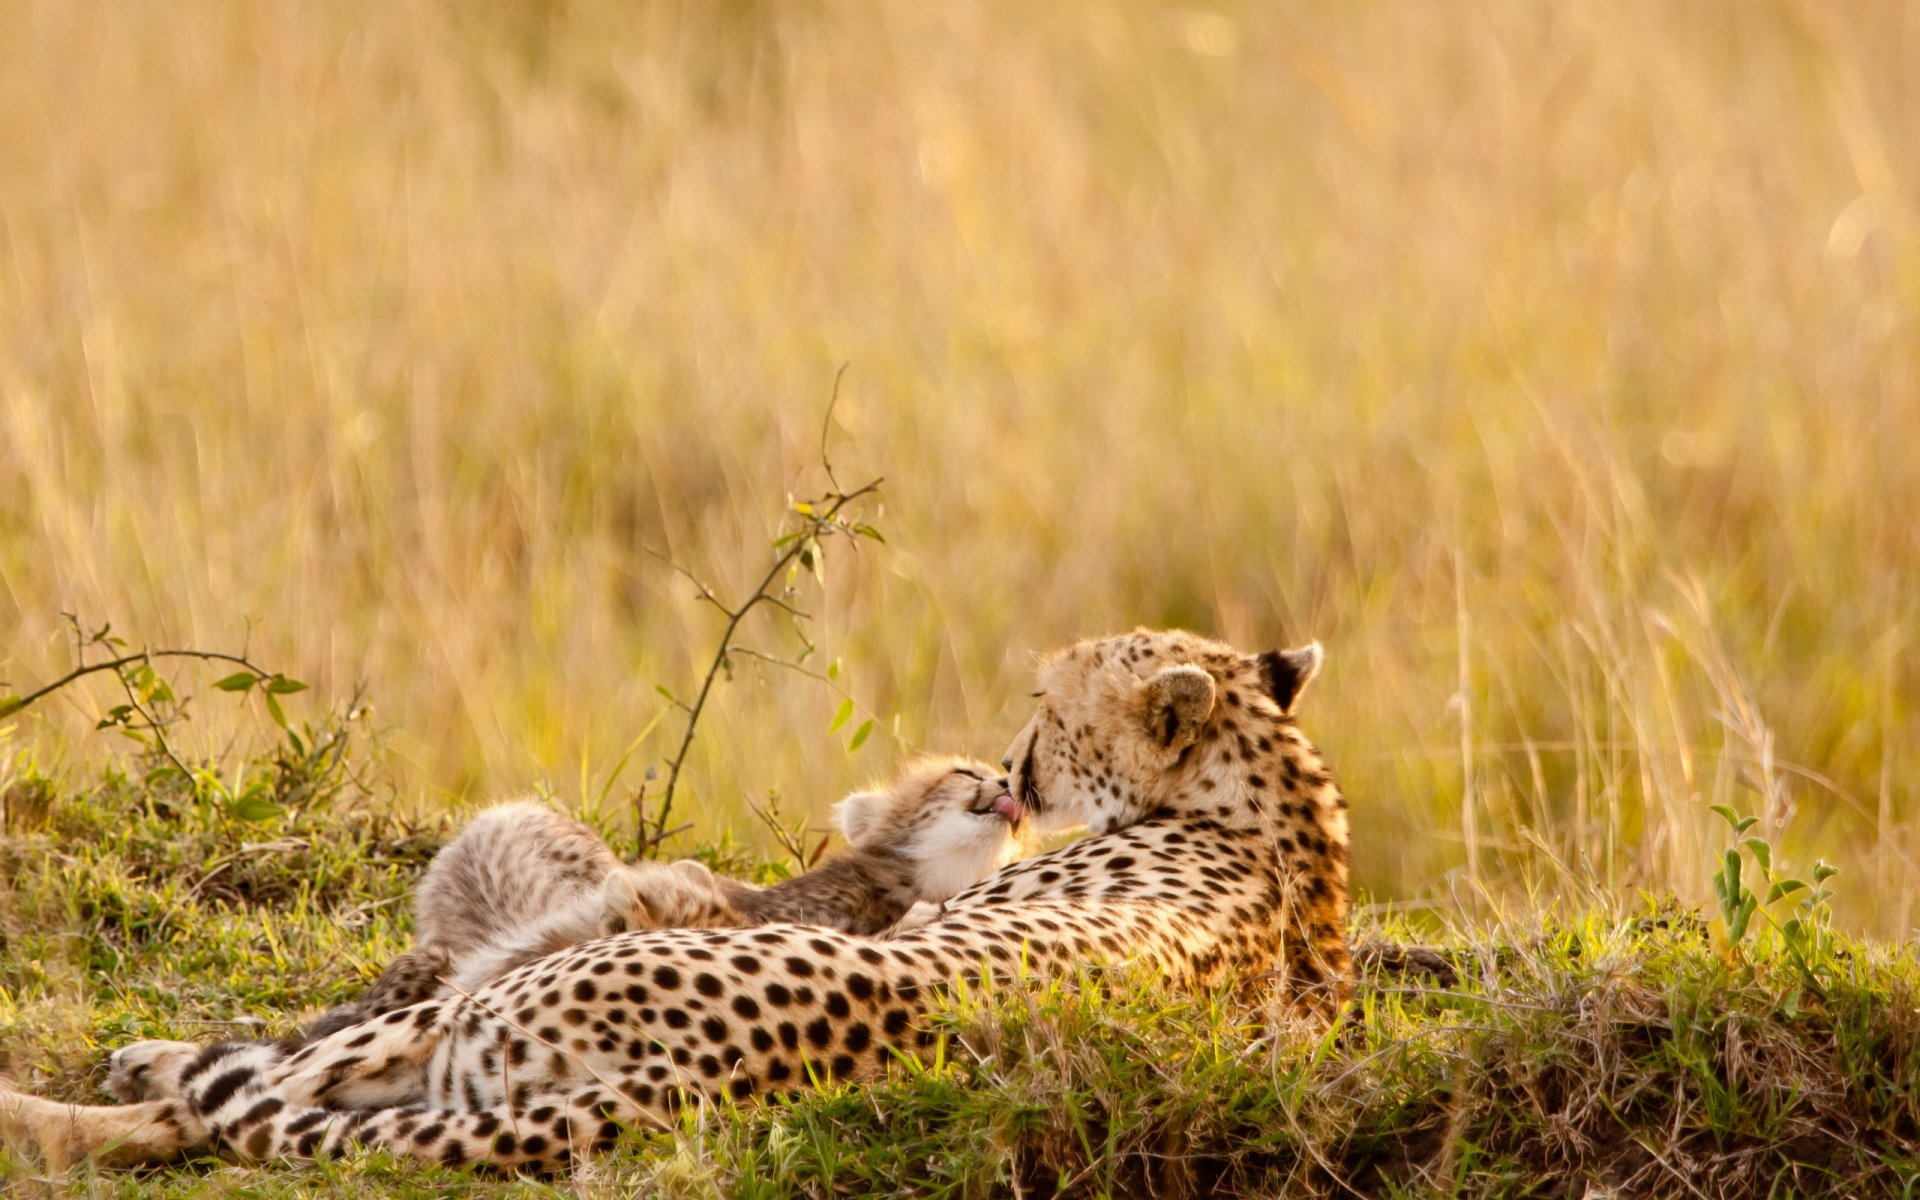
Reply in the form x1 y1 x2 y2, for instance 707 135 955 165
0 629 1351 1173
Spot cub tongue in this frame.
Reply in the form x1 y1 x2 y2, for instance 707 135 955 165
991 793 1025 825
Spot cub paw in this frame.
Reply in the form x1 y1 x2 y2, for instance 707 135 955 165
105 1040 201 1103
887 900 947 934
598 861 732 932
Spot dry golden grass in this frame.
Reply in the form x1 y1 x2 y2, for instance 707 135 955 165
0 1 1914 932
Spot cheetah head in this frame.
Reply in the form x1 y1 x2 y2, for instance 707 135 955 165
1002 628 1323 834
832 756 1030 901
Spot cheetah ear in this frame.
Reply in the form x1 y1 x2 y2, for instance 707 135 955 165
1140 665 1216 750
832 790 885 846
1256 642 1323 714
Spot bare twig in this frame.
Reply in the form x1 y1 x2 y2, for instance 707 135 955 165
743 790 816 864
633 821 695 858
819 362 851 493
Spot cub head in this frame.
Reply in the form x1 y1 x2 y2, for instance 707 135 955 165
831 756 1030 902
1003 628 1323 834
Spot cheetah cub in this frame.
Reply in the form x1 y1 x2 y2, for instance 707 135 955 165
300 802 633 1039
302 759 1023 1038
457 757 1029 989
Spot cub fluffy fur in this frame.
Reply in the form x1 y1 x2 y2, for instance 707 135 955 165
303 758 1022 1037
605 756 1026 934
458 756 1027 987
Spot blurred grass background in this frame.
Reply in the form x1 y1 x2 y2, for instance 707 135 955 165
0 1 1913 933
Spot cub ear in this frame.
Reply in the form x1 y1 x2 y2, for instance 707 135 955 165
1256 642 1324 714
1139 665 1217 750
832 790 885 845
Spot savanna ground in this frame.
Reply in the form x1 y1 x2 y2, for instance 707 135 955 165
1 1 1917 1195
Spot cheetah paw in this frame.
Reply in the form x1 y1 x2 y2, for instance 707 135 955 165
105 1040 200 1103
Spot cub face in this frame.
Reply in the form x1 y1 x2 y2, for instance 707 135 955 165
1002 629 1323 834
832 756 1029 902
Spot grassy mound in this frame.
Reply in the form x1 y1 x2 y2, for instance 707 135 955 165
4 766 1915 1199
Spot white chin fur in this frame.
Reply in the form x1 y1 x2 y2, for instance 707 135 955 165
1027 785 1102 835
907 812 1018 901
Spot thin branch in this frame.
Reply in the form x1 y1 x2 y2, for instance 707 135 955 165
752 593 812 621
727 645 902 751
649 477 883 847
633 821 695 858
643 547 732 617
1 648 283 716
110 655 196 783
819 362 851 492
743 791 814 864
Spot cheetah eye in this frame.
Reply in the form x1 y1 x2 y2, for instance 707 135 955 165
1029 691 1043 698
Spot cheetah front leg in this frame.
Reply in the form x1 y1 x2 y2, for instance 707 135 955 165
0 1084 207 1171
240 1004 446 1112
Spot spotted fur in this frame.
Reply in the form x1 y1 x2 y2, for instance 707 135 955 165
105 760 1025 1103
292 762 1017 1040
1 629 1351 1174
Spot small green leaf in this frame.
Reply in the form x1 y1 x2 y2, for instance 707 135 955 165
848 719 874 752
1743 838 1771 872
1729 906 1751 943
265 690 288 730
829 699 854 734
827 658 841 681
212 672 257 692
265 676 308 695
1767 879 1808 903
1709 804 1741 828
1812 861 1839 883
1734 815 1759 835
854 524 886 544
791 501 815 516
656 685 677 703
230 794 285 822
0 695 23 718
